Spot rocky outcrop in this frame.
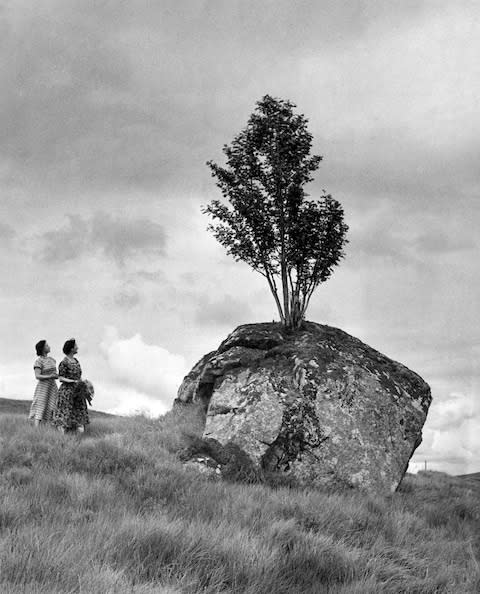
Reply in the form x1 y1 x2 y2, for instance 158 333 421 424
175 322 431 493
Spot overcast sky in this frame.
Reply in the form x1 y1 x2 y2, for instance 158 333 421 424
1 0 478 475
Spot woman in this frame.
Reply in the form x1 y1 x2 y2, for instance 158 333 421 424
52 338 89 433
29 340 58 426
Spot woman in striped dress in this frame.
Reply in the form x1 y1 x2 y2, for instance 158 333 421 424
29 340 59 426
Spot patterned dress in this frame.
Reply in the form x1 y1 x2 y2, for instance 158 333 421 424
29 356 58 421
52 357 89 429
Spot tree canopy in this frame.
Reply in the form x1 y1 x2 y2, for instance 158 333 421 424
203 95 348 329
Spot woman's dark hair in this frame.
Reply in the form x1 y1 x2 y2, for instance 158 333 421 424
63 338 76 355
35 340 47 356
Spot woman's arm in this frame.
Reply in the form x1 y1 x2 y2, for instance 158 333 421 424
58 359 79 383
34 368 58 380
57 359 76 383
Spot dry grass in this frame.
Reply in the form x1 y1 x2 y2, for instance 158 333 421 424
0 406 479 593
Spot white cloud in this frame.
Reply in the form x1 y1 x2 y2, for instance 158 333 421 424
410 391 480 475
427 392 478 431
92 381 170 417
99 326 187 408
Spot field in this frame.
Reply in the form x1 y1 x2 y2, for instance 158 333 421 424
0 400 479 593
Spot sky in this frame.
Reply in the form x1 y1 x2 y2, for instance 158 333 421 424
1 0 478 475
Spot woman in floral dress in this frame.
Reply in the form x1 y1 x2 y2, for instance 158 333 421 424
52 338 89 433
29 340 58 426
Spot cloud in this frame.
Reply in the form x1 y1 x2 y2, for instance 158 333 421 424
1 0 460 203
345 203 477 270
90 213 167 265
349 227 412 265
195 294 254 327
410 390 480 474
413 230 476 254
425 391 478 432
0 223 15 244
133 270 166 283
112 287 141 309
0 1 143 191
40 215 90 263
100 326 187 405
0 0 250 195
92 381 171 417
39 212 166 265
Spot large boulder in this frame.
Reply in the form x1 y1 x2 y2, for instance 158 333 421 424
175 322 431 493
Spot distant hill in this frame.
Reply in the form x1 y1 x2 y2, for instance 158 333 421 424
457 472 480 483
0 396 115 418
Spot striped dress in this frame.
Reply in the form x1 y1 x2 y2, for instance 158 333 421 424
29 356 58 422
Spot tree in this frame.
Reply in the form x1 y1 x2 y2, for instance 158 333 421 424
203 95 348 330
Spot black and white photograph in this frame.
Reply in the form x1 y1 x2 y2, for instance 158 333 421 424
0 1 479 592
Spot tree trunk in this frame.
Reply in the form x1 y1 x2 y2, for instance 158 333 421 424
280 258 291 327
265 269 285 324
279 204 290 326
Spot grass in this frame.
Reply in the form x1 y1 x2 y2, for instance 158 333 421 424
0 404 479 593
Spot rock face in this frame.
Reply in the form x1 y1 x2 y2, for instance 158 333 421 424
175 322 431 493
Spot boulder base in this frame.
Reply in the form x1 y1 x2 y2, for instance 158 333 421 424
176 322 431 493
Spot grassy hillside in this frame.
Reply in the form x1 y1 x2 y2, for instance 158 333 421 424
458 472 480 484
0 397 115 418
0 405 479 593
